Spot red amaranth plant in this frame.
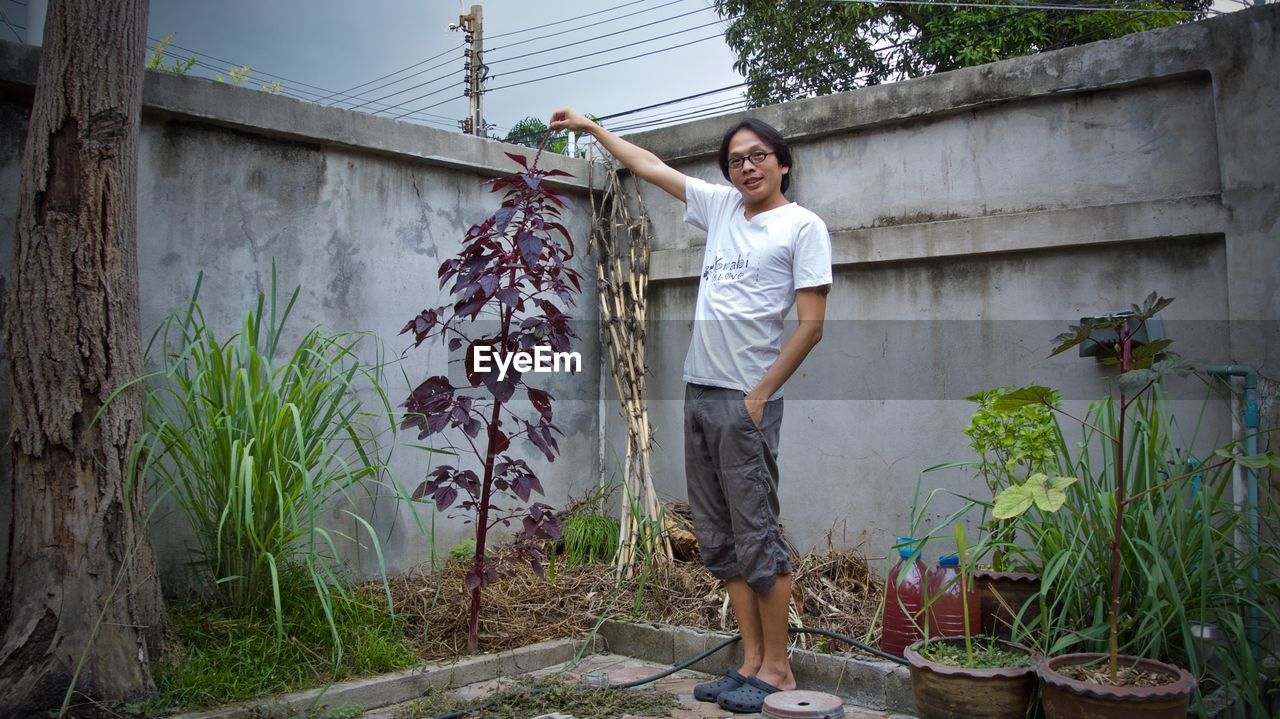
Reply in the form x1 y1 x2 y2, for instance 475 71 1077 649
401 149 580 652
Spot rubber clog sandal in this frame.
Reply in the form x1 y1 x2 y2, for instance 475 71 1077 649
716 675 784 713
693 668 748 702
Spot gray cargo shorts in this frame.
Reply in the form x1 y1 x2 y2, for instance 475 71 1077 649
683 383 792 593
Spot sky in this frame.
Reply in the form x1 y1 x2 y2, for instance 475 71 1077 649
1 0 1260 139
140 0 747 139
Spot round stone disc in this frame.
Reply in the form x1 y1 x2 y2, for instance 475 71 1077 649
762 690 845 719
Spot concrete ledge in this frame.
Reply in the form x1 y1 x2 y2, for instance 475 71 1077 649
650 195 1226 281
168 636 599 719
597 620 914 714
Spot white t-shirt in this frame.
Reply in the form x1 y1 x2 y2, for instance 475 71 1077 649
682 176 833 398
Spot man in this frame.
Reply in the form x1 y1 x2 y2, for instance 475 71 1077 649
549 108 831 713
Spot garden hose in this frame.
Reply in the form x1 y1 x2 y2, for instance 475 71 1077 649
429 627 906 719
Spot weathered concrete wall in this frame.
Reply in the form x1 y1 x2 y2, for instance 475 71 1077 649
619 5 1278 559
0 41 600 585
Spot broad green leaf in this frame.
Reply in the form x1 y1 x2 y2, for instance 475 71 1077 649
990 386 1057 412
993 484 1035 519
1215 449 1280 470
1049 323 1095 357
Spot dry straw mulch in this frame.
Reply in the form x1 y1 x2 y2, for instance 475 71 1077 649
388 520 886 661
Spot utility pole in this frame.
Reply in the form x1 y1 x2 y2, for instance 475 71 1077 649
453 5 486 136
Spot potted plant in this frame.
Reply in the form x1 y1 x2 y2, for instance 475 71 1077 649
991 293 1280 717
963 386 1062 639
904 524 1040 719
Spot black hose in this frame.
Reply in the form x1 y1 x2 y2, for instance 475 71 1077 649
430 626 907 718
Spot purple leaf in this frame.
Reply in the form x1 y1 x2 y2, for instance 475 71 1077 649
463 417 482 438
511 474 530 502
495 287 521 309
517 233 542 268
465 570 483 591
528 388 552 419
493 206 517 233
433 485 458 511
491 428 511 454
412 481 428 500
504 152 529 169
456 470 481 495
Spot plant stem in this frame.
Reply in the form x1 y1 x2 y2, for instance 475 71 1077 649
468 300 513 653
1108 323 1133 683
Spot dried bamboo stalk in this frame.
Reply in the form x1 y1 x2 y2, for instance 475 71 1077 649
588 158 672 576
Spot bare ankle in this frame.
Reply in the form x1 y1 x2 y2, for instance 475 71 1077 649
754 664 796 691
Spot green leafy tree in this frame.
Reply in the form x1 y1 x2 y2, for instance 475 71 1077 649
714 0 1210 107
503 115 601 156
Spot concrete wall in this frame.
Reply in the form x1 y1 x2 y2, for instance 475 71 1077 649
0 5 1276 588
0 41 601 585
620 5 1278 559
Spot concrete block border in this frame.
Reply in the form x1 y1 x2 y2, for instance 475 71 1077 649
596 620 914 714
168 636 597 719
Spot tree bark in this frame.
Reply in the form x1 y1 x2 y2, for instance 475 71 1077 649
0 0 163 714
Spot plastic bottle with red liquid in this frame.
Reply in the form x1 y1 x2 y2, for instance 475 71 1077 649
880 536 927 657
926 554 983 639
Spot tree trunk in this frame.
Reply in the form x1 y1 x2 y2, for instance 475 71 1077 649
0 0 163 714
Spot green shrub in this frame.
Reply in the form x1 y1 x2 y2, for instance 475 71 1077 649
135 268 397 642
562 514 620 566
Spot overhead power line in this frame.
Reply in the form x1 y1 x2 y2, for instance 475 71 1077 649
149 36 425 112
484 32 723 93
341 59 462 112
608 98 753 133
490 16 732 78
489 5 716 64
487 0 651 39
595 83 749 122
317 43 464 106
489 0 688 49
377 81 467 118
490 0 705 55
151 47 458 128
392 92 467 120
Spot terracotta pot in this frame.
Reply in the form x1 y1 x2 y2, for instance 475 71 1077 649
904 636 1038 719
1037 653 1194 719
973 570 1040 640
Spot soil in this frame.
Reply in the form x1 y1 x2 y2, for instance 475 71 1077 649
918 638 1034 669
387 522 886 661
1058 660 1179 688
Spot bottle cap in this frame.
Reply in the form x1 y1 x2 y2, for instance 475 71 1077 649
938 554 959 567
895 536 918 559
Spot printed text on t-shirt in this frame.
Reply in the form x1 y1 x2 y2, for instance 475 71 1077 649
703 253 752 283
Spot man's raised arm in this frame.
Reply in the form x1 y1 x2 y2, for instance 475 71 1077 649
550 107 687 203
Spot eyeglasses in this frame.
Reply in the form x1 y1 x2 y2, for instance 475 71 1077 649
727 151 774 170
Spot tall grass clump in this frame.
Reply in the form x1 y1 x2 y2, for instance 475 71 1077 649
135 269 397 647
562 514 620 566
1014 384 1279 715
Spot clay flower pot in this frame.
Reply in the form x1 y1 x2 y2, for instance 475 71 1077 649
1037 653 1194 719
904 636 1038 719
973 569 1040 639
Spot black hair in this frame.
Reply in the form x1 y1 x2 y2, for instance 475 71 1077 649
717 118 793 194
